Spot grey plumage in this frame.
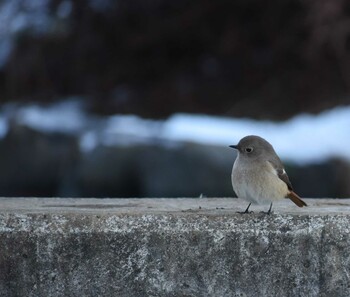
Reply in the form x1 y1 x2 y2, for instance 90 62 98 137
230 135 307 213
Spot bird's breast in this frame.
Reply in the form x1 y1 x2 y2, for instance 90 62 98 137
231 158 289 204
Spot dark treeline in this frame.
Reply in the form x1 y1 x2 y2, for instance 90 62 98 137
1 0 350 119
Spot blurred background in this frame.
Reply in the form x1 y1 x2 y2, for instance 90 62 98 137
0 0 349 198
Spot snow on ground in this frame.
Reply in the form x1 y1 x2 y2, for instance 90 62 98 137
0 99 349 165
14 100 88 134
162 107 350 164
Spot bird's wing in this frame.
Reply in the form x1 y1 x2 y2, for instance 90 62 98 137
267 159 293 191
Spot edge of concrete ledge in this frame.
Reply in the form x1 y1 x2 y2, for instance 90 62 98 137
0 197 349 215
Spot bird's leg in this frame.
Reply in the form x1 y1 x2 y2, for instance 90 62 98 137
237 203 253 214
261 203 273 215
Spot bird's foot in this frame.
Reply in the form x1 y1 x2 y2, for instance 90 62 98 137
237 203 253 214
260 210 273 215
237 210 254 214
260 203 273 215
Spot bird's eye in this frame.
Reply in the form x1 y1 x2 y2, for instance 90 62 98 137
245 147 253 153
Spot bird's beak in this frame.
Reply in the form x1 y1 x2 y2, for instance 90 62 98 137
229 145 238 149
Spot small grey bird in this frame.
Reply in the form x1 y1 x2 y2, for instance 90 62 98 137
230 135 307 214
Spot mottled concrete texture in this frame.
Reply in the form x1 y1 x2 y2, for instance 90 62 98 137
1 198 350 297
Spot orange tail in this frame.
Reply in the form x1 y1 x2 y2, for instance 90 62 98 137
286 191 307 207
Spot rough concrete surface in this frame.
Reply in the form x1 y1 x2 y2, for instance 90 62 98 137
0 197 350 297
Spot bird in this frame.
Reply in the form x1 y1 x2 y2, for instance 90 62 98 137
229 135 307 214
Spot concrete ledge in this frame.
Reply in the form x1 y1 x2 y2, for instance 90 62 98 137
1 198 350 296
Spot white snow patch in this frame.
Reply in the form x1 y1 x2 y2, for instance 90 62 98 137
14 99 87 134
0 98 350 165
161 106 350 164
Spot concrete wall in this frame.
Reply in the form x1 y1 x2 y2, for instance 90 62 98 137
0 198 349 297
